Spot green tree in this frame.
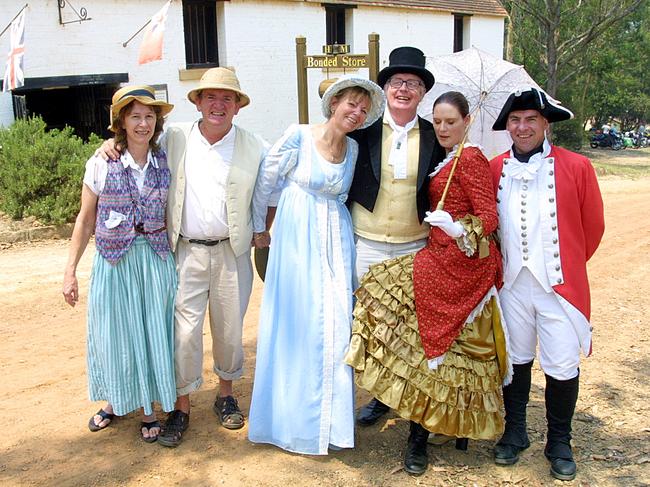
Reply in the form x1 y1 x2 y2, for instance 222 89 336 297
585 3 650 130
503 0 646 97
503 0 649 146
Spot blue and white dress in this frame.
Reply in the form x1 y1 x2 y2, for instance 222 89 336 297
248 124 357 455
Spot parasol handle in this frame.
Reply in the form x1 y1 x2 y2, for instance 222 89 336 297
435 130 470 211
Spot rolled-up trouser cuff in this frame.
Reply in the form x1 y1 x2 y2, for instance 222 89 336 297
214 365 243 381
176 377 203 396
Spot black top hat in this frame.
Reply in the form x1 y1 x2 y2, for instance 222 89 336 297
492 87 573 130
377 47 435 92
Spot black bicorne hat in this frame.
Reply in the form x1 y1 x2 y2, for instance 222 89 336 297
377 47 435 92
492 87 573 130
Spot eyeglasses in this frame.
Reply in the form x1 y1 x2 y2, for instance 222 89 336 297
388 78 424 91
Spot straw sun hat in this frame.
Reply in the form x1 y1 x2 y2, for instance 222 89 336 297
187 67 251 107
109 85 174 132
320 75 386 130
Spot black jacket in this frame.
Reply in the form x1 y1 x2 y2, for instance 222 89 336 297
348 116 445 223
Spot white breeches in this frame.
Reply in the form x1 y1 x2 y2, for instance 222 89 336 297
500 268 580 380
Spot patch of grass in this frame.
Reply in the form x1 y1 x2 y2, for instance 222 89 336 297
592 161 650 178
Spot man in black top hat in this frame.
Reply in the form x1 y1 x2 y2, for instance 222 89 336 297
347 46 445 476
489 87 604 481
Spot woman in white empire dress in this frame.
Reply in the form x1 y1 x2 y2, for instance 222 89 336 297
248 76 385 455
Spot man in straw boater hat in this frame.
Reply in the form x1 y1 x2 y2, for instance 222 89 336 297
346 46 445 472
99 67 273 447
489 87 604 481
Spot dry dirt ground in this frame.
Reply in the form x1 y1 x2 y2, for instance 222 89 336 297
1 148 649 487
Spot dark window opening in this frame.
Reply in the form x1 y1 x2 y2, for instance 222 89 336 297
183 0 219 69
325 5 348 45
453 14 464 52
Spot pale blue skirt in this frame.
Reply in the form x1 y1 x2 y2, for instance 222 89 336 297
87 237 177 416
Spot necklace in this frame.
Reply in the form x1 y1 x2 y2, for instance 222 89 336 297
320 139 345 162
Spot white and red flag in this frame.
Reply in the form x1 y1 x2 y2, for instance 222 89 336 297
138 1 171 65
2 8 26 92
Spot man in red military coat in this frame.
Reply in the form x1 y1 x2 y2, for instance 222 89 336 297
489 87 604 481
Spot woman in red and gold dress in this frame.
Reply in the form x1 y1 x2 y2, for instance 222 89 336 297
345 91 511 475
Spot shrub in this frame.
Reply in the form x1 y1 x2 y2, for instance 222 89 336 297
0 117 101 224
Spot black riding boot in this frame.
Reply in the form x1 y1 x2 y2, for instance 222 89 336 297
404 421 429 476
494 360 533 465
544 373 579 481
356 398 390 426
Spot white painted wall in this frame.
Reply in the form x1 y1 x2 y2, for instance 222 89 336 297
0 1 505 142
467 16 505 58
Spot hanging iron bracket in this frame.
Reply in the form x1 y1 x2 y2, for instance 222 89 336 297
57 0 91 25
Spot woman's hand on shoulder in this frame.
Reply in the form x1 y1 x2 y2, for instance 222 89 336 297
95 138 121 161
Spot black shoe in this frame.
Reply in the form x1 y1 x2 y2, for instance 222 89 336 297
494 443 527 465
356 398 390 426
455 438 469 451
158 410 189 448
549 457 577 481
404 422 428 476
213 395 245 430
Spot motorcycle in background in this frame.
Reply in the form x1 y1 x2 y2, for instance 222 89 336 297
590 131 623 150
631 130 649 148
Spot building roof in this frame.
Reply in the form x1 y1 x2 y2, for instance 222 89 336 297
303 0 507 17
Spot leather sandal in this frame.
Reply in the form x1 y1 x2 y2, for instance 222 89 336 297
140 420 161 443
213 395 244 430
88 408 115 432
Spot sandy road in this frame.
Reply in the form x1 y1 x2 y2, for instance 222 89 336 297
1 173 649 486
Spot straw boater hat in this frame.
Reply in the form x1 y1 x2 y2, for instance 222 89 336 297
377 46 435 92
320 75 386 130
109 85 174 132
186 67 251 107
492 86 573 130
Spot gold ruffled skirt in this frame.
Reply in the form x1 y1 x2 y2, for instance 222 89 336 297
345 253 506 440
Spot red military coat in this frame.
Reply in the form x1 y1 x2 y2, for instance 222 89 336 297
490 145 604 331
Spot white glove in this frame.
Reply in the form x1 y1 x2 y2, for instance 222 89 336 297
424 210 464 238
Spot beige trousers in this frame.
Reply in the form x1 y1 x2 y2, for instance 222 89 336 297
174 238 253 395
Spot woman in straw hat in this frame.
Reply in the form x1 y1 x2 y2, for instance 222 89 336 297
248 76 385 455
62 85 177 442
345 91 510 474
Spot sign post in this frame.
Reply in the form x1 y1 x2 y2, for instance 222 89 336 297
295 33 379 124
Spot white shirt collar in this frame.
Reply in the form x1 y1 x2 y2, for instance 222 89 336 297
194 121 237 148
121 149 157 171
383 110 418 130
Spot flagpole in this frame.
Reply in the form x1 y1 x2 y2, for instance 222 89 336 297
122 19 151 48
0 4 28 40
122 0 171 47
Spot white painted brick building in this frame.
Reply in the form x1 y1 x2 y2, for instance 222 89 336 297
0 0 506 142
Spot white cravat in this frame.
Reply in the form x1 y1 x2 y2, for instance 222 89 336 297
385 110 417 180
504 138 552 181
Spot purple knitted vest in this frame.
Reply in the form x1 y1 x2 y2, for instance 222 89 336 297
95 152 171 265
